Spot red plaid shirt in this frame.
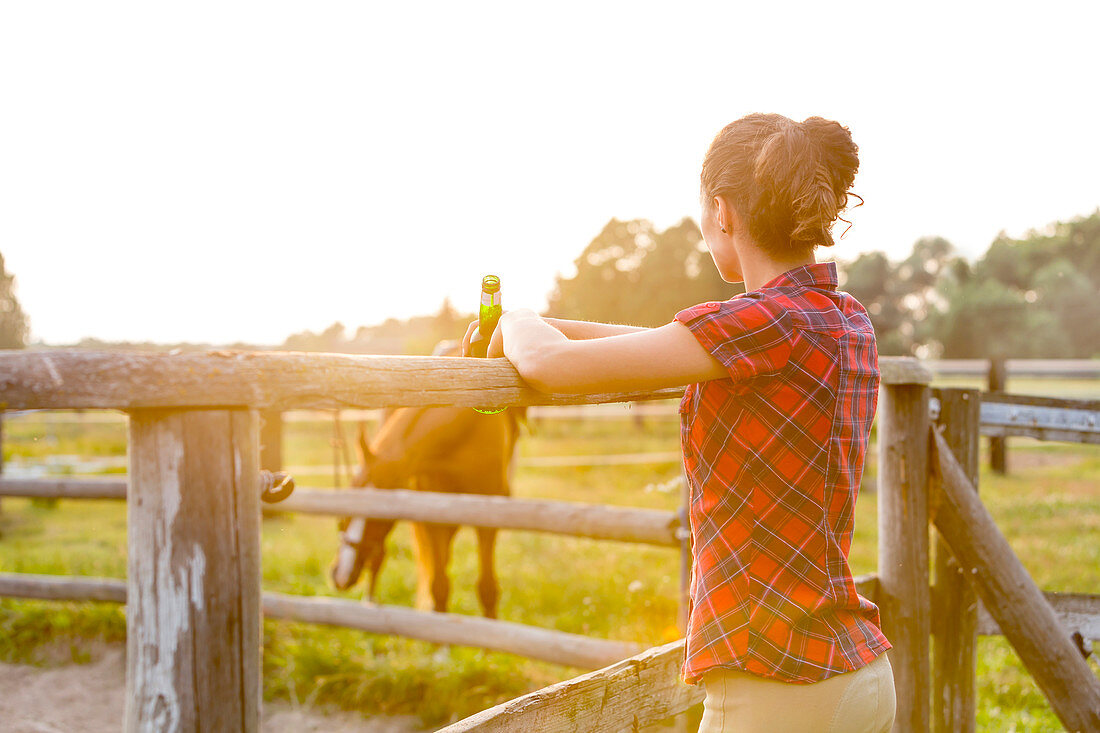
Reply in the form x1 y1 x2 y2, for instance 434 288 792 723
675 262 890 685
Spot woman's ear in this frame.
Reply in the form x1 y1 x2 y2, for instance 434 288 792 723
713 196 740 236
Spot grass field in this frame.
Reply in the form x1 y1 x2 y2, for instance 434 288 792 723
1 401 1098 730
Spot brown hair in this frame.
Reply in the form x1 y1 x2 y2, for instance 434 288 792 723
700 113 860 257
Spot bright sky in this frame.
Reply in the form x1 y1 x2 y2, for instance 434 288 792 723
2 2 1098 346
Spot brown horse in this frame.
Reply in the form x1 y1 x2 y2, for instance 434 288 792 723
329 403 520 618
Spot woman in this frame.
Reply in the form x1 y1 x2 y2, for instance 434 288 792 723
463 113 896 733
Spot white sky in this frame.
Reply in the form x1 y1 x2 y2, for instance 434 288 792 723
2 2 1098 346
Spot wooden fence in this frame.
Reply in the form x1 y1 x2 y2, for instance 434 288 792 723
2 351 1099 731
0 349 705 730
438 380 1100 731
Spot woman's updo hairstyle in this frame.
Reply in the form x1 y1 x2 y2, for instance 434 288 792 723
701 113 860 257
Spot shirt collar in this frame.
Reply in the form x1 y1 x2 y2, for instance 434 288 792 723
760 261 839 291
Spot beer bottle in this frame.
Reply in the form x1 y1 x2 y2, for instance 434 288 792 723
468 275 502 358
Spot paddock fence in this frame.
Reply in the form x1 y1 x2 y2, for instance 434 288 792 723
0 349 715 730
1 352 1099 731
434 380 1100 732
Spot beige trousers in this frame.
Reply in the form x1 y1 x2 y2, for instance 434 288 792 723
698 652 896 733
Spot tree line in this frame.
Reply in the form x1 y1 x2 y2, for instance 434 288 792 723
545 211 1100 359
3 210 1098 358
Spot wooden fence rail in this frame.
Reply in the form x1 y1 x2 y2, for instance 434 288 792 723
0 350 930 412
975 393 1100 444
0 350 685 411
0 478 127 499
281 488 681 546
927 358 1100 378
0 480 682 547
6 570 1094 653
0 573 638 669
437 639 703 733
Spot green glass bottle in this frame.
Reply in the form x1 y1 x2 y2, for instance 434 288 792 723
468 275 502 358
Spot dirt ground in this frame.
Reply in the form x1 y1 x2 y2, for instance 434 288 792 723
0 647 427 733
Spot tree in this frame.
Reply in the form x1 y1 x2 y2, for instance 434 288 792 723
1031 258 1100 358
928 277 1065 358
0 252 29 349
941 210 1100 358
841 250 909 355
546 218 739 326
839 237 955 357
432 297 463 344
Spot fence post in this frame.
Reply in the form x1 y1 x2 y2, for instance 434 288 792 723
126 408 261 732
931 388 980 733
988 357 1007 474
878 366 931 733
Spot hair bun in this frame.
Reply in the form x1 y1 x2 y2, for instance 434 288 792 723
700 113 861 255
799 117 859 191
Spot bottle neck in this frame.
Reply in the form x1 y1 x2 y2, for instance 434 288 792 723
481 291 501 308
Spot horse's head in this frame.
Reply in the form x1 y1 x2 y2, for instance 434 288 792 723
329 422 396 599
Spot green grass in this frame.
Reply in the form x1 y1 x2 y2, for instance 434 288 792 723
1 409 1098 729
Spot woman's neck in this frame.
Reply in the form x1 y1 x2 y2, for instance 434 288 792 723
739 247 816 292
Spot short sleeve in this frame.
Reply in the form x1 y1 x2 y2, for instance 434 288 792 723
674 295 794 382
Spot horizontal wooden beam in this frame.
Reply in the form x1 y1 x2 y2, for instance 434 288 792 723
280 488 681 546
927 359 1100 379
0 478 127 499
438 639 703 732
0 477 681 546
8 570 1095 644
0 350 681 410
0 572 127 603
0 350 928 411
285 451 686 472
262 593 642 669
978 394 1100 444
0 573 640 670
0 480 681 546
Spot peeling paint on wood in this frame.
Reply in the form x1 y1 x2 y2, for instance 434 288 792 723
125 409 261 732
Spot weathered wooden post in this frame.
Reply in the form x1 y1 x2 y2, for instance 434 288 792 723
931 388 979 733
931 429 1100 732
126 408 261 732
877 359 932 733
988 357 1007 474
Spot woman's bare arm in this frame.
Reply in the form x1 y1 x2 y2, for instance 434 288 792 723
495 309 728 394
459 313 647 354
541 317 649 339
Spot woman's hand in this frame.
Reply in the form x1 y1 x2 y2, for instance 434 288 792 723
460 313 508 358
460 319 478 356
486 320 505 358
